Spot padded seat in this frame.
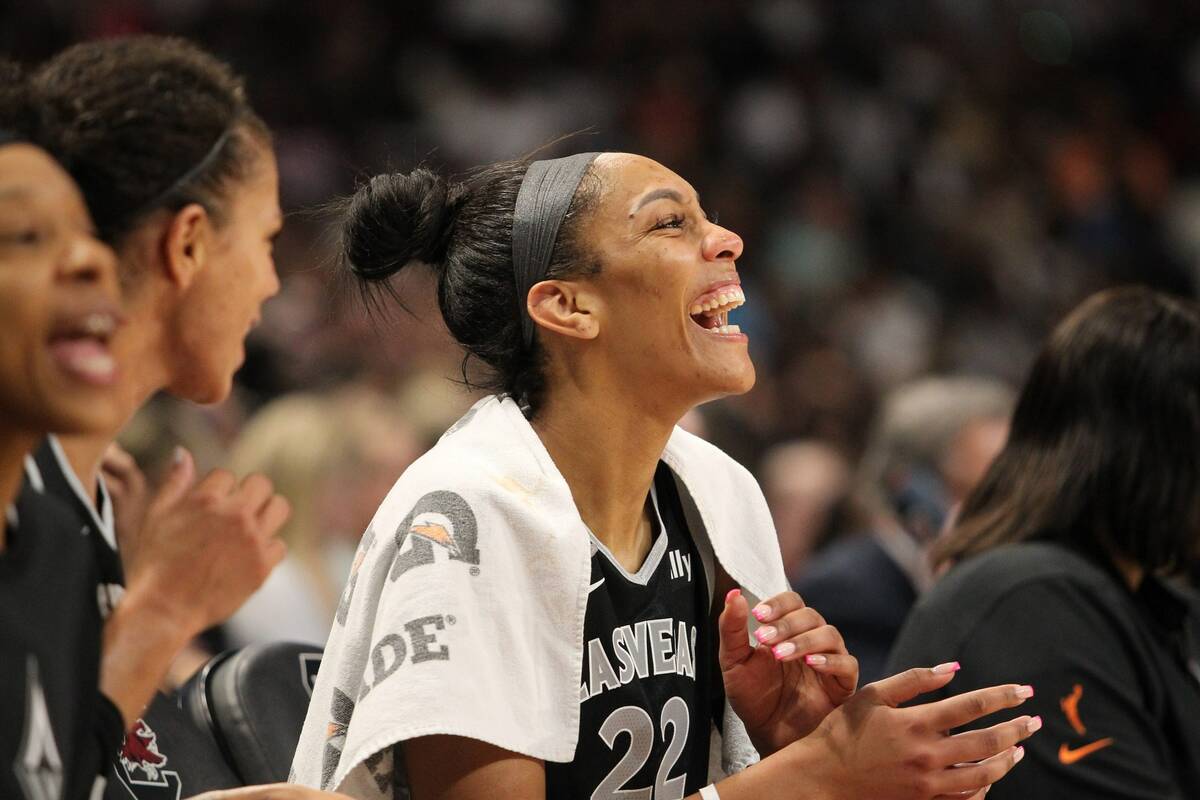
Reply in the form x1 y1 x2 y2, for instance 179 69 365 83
190 641 324 785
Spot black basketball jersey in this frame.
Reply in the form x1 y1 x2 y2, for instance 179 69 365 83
1 483 124 800
30 436 125 620
546 463 719 800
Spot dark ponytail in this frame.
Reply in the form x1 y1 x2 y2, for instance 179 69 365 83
340 159 601 415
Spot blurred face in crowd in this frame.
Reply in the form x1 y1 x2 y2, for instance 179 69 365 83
941 415 1009 503
545 153 753 415
167 139 282 403
0 143 123 436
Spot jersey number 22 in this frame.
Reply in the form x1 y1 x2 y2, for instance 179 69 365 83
592 696 690 800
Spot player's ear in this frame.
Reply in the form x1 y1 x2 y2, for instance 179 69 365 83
528 279 599 341
160 203 212 290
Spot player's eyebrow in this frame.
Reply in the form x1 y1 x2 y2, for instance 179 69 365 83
633 188 686 212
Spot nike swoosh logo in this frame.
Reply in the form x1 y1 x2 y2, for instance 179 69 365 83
1058 738 1114 764
588 578 606 594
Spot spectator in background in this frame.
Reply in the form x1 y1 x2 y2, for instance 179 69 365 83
888 287 1200 799
794 375 1013 683
761 439 851 581
223 386 424 647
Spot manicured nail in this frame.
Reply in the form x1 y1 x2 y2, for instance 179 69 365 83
804 654 827 666
754 626 777 644
931 661 961 674
1027 715 1042 734
772 642 795 658
725 588 741 604
752 604 771 622
1013 746 1025 764
1015 685 1034 699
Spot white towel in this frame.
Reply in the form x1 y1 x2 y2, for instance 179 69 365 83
291 395 790 796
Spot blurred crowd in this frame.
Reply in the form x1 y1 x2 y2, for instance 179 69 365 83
5 0 1199 647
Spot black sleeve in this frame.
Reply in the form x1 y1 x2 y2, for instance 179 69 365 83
954 579 1183 800
94 692 125 764
65 695 124 800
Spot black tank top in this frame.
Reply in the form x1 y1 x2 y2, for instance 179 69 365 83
546 463 720 800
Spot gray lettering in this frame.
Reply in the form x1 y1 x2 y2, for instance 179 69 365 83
648 618 675 676
368 633 407 692
625 621 652 679
588 637 622 698
675 621 694 679
612 626 637 684
405 615 450 663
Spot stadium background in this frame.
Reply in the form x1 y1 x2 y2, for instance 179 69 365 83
4 0 1199 641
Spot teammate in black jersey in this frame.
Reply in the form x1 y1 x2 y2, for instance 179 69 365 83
0 89 127 800
6 44 333 800
328 149 1040 800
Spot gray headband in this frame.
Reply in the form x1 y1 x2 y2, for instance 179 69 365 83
512 152 599 349
135 128 233 218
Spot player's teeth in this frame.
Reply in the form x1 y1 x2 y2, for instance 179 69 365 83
689 303 703 315
718 293 729 305
82 313 114 336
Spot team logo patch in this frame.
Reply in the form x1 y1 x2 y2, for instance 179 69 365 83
115 719 182 799
390 491 480 581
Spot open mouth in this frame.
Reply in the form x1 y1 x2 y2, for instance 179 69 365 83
688 283 745 336
48 310 122 386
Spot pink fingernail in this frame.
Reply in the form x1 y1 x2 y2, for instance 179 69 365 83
752 604 771 622
931 661 961 674
1015 685 1034 699
1027 715 1042 733
804 654 827 666
725 588 741 604
1013 746 1025 764
754 626 777 644
772 642 795 659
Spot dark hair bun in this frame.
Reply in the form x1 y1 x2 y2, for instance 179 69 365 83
342 167 459 282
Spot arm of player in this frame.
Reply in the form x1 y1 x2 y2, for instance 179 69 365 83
395 665 1036 800
100 447 288 726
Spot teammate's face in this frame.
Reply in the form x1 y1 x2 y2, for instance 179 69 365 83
0 144 124 435
171 143 282 403
574 153 754 409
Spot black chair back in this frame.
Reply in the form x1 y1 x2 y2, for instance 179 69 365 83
196 641 324 785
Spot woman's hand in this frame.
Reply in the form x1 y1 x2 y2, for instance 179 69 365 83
719 588 858 755
101 443 151 572
787 665 1040 799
